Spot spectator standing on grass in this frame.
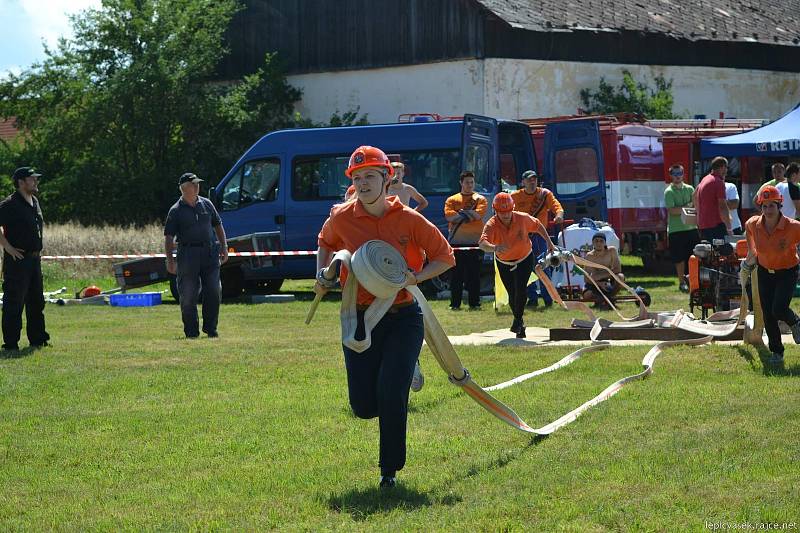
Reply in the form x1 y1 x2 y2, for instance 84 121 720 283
694 156 732 241
164 173 229 339
725 179 742 235
755 162 787 199
387 162 428 212
444 171 487 310
775 163 800 220
0 167 50 351
664 164 700 292
510 170 564 307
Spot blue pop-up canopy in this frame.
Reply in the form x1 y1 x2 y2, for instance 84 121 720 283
700 103 800 158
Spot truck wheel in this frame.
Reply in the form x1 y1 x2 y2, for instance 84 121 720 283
221 269 244 299
244 279 284 294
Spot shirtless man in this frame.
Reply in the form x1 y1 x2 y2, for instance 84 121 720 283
386 162 428 212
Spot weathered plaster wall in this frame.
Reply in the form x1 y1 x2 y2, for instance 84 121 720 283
289 60 485 124
484 58 800 120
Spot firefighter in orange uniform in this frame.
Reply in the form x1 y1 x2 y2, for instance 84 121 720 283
742 185 800 366
479 192 556 338
315 146 455 488
444 171 488 310
510 170 564 307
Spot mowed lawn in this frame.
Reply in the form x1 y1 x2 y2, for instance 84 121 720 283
1 262 799 530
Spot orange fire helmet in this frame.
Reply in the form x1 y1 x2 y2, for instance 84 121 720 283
78 285 102 298
756 185 783 206
492 192 515 213
345 146 394 178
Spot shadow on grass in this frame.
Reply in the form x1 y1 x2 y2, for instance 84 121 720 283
0 345 43 360
735 345 800 377
328 484 461 520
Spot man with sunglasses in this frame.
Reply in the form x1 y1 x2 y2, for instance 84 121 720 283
0 167 50 351
664 164 700 292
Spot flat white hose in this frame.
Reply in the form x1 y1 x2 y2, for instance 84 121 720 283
309 240 716 436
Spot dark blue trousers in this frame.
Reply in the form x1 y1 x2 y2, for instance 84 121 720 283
343 304 424 476
176 244 221 337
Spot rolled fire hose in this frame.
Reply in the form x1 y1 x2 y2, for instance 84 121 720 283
307 240 714 436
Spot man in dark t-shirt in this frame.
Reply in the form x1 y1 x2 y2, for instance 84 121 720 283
164 173 228 338
0 167 50 351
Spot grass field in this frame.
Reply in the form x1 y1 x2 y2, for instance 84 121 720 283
1 257 799 530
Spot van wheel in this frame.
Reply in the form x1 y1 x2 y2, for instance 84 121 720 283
244 279 284 294
221 269 244 299
169 277 179 302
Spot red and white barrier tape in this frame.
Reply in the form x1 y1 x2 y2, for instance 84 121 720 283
40 247 481 260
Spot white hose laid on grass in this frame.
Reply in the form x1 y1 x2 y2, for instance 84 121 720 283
307 240 714 436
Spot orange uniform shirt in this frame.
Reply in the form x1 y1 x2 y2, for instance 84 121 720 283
444 192 488 245
318 197 455 305
480 212 545 262
510 187 563 227
746 214 800 271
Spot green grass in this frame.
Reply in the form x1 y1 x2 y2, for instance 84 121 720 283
1 260 799 530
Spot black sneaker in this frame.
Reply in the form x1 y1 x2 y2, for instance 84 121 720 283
526 299 538 308
2 344 19 351
543 302 553 308
510 319 521 333
30 341 49 348
468 305 481 311
379 476 396 489
448 306 461 311
207 331 219 338
516 327 526 339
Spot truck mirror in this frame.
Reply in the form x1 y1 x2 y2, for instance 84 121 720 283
209 186 217 205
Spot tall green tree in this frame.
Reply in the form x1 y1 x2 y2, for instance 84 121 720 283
0 0 305 224
579 70 680 119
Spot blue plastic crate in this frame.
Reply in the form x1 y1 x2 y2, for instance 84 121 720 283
109 292 162 307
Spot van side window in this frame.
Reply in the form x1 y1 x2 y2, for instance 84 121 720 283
463 144 491 192
292 149 464 200
554 148 599 195
221 159 280 211
293 156 350 200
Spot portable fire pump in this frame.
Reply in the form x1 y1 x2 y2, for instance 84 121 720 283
687 240 746 319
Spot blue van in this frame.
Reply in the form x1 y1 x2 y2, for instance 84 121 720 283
116 114 610 298
209 114 539 295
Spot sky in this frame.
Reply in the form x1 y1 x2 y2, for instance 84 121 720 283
0 0 101 77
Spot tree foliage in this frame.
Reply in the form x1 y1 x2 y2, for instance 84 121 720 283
579 70 680 120
0 0 363 224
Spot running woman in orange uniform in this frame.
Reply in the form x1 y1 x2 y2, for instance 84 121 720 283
314 146 455 488
743 185 800 365
479 192 556 338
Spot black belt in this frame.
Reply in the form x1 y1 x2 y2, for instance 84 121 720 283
179 242 211 247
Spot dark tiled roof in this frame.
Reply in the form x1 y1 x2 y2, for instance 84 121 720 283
476 0 800 46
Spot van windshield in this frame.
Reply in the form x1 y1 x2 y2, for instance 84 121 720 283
292 148 489 201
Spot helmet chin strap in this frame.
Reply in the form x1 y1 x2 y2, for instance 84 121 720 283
362 175 388 206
